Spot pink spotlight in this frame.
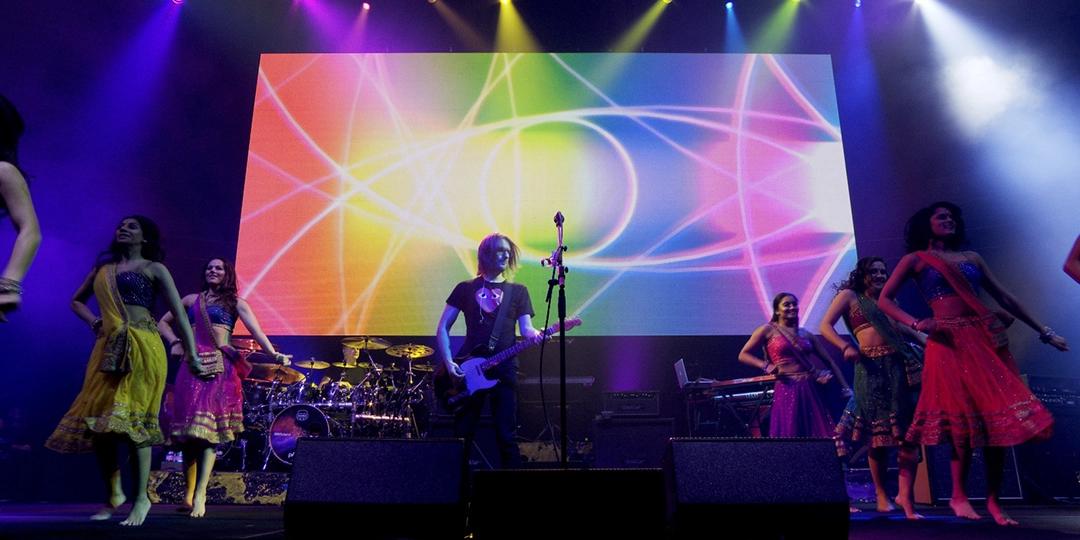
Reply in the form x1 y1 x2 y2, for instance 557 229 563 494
362 2 371 10
171 0 183 4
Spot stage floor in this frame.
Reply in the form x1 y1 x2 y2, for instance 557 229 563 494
0 502 1078 539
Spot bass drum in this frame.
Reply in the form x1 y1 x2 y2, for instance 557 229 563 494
269 404 330 465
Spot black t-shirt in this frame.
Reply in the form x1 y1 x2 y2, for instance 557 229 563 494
446 277 535 379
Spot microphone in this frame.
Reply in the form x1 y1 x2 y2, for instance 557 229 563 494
541 211 566 267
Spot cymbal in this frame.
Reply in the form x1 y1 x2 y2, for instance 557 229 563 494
385 344 434 359
341 336 392 350
331 361 373 369
246 364 304 384
409 364 435 373
247 351 280 364
317 378 352 389
294 359 331 369
361 364 401 372
230 337 260 351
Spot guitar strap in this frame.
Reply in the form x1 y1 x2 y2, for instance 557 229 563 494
484 280 516 353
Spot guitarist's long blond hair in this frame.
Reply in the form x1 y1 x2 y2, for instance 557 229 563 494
476 232 520 278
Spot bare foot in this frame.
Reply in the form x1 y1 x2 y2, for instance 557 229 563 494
987 498 1019 526
876 496 896 513
89 493 126 521
175 498 193 512
949 498 981 520
119 497 151 526
894 495 924 520
190 492 206 518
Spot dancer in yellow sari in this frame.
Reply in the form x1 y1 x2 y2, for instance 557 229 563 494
46 216 199 527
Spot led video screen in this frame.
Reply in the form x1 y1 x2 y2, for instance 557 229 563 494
236 53 855 335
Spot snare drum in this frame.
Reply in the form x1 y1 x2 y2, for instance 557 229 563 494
320 380 354 409
242 379 277 409
274 381 320 407
269 404 330 465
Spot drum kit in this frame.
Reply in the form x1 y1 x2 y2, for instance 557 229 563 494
231 336 435 469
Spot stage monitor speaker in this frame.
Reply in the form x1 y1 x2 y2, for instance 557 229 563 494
1014 375 1080 499
593 416 674 468
284 438 465 540
470 468 666 539
665 438 849 540
921 445 1023 502
1016 430 1080 499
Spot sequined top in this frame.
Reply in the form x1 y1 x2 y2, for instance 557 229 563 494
916 261 982 302
765 329 815 374
845 301 873 334
116 271 155 309
187 302 237 329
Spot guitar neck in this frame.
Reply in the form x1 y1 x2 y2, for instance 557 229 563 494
471 317 581 373
480 329 551 372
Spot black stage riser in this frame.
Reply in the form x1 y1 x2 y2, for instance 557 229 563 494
665 438 850 540
284 438 466 540
470 468 667 540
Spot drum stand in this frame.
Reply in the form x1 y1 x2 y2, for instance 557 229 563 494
237 438 248 471
401 360 434 439
260 406 276 471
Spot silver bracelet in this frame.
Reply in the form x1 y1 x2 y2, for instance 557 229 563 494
0 277 22 295
1039 326 1058 343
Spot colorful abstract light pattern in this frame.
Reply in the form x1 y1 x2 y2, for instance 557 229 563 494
237 53 856 336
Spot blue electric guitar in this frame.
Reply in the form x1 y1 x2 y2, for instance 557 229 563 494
434 317 582 413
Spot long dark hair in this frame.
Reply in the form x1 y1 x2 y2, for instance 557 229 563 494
95 215 165 268
904 201 965 253
836 256 886 294
770 292 797 323
476 232 520 278
202 257 239 313
0 93 26 217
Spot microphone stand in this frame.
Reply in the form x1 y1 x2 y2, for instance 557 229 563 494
542 212 569 467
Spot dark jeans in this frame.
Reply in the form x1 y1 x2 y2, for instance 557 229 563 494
454 376 520 469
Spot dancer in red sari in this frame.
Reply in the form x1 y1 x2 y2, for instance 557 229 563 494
879 201 1068 526
1065 234 1080 285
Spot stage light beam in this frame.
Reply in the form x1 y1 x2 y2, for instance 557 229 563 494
724 0 745 51
432 0 488 50
610 0 670 53
495 0 540 52
754 0 800 52
918 0 1039 137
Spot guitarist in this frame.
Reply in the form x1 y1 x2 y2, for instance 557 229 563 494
435 233 542 468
